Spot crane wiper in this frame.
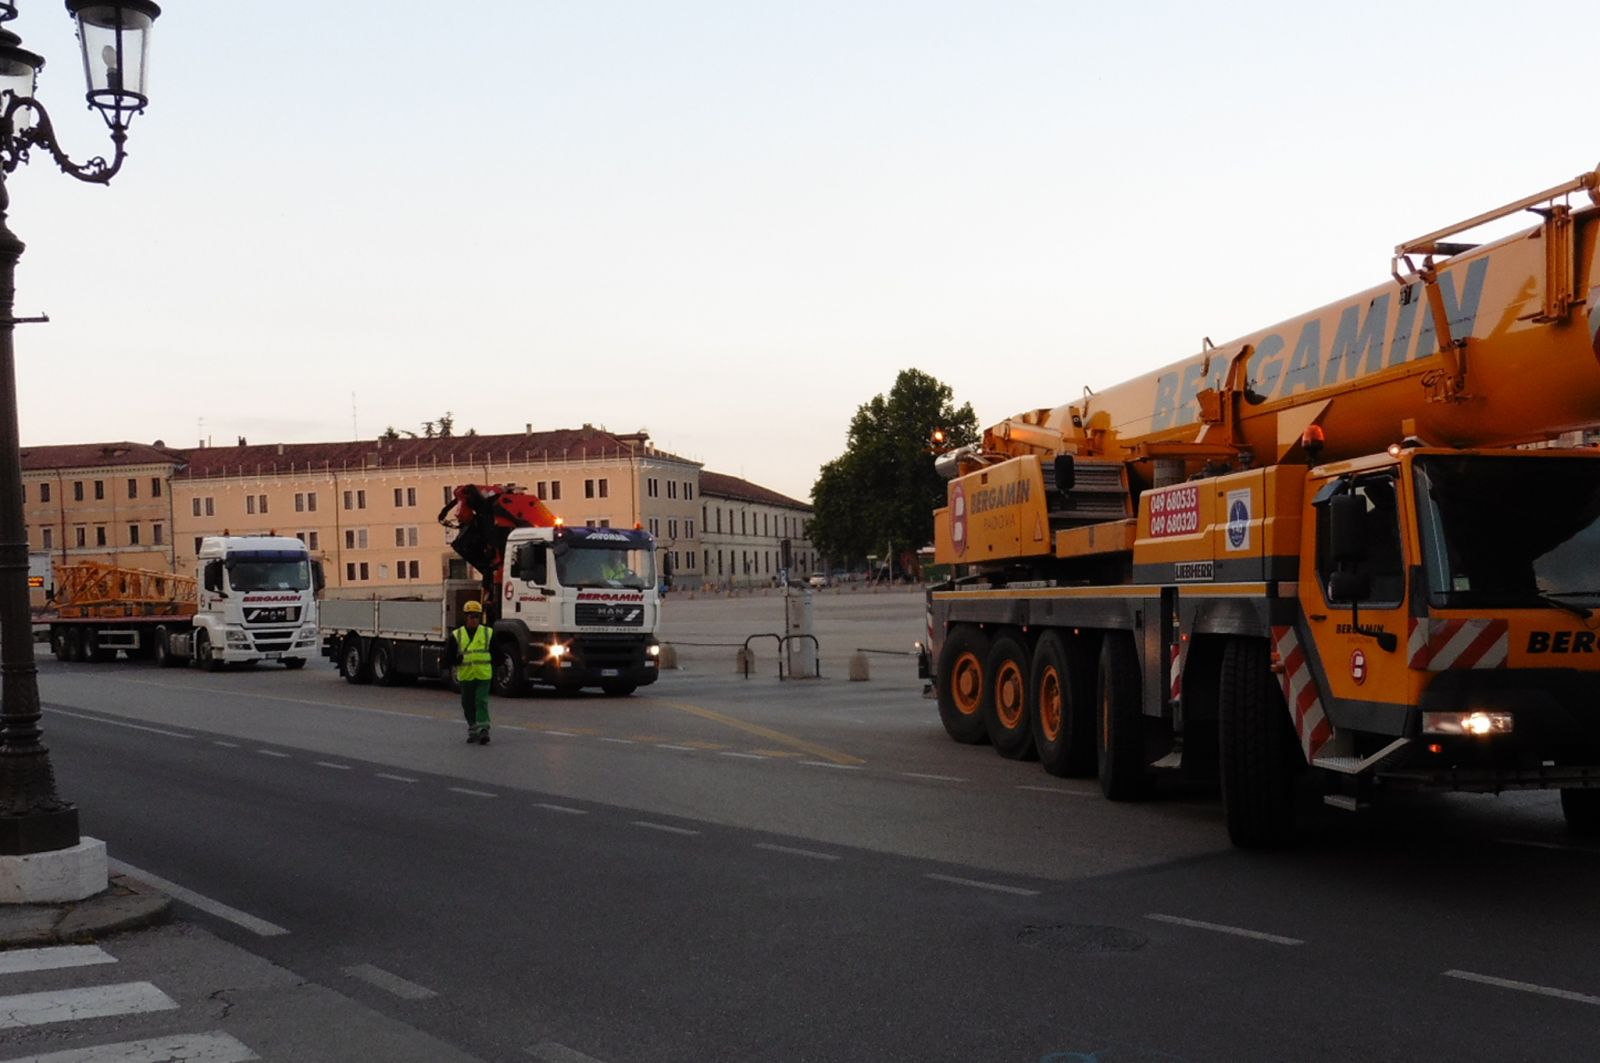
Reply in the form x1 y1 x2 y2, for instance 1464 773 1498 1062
1529 592 1595 619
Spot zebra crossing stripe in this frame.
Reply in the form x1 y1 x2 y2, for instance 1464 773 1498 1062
0 982 178 1029
4 1030 258 1063
0 945 115 976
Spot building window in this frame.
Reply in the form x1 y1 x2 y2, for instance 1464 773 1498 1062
648 518 659 535
345 489 366 510
40 482 50 503
598 519 610 528
549 481 561 501
408 560 420 579
128 524 140 545
585 479 595 499
127 478 138 499
295 493 305 513
343 490 352 510
41 527 52 550
668 519 679 539
152 478 162 498
345 529 369 550
194 536 203 554
686 519 695 539
95 526 107 547
686 483 694 501
358 490 366 509
94 480 104 500
394 487 418 507
346 562 356 581
75 527 86 548
259 494 268 514
73 481 84 501
307 531 319 550
359 562 369 580
668 481 677 499
741 512 747 535
246 496 255 514
192 498 201 517
647 478 658 498
153 523 164 546
395 526 418 547
443 485 454 506
379 563 390 581
307 491 318 512
716 509 722 533
205 498 215 517
536 481 547 498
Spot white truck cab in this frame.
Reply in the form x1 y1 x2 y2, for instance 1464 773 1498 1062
193 535 321 668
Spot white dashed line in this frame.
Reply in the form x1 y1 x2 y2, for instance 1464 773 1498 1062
600 737 635 745
343 963 438 1000
545 731 578 737
1017 785 1095 796
46 708 193 740
375 773 417 783
527 1041 610 1063
755 843 841 861
656 744 694 751
535 803 588 815
213 741 241 748
800 761 862 770
110 859 289 937
720 752 768 760
448 787 497 798
924 873 1039 897
255 749 289 759
900 772 966 782
1444 969 1600 1006
314 761 351 771
631 821 700 836
1145 913 1303 946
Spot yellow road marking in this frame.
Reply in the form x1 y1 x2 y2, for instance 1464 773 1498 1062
654 699 864 766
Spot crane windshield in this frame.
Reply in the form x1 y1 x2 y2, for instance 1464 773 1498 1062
1414 455 1600 609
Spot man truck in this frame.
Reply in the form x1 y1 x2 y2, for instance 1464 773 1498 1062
48 535 321 670
321 484 663 696
920 165 1600 846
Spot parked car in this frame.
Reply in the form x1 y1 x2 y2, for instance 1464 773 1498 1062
807 573 830 589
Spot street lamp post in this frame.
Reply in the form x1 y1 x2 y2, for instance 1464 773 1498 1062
0 1 159 872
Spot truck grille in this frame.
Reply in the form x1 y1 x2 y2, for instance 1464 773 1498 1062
574 635 646 669
575 602 645 628
245 606 302 624
250 631 295 652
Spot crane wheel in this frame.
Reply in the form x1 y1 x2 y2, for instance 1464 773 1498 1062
1218 637 1301 848
1032 631 1096 777
983 632 1036 760
1096 632 1152 801
936 625 991 744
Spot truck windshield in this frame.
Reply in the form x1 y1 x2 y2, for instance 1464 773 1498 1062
555 546 656 590
228 560 311 592
1414 455 1600 609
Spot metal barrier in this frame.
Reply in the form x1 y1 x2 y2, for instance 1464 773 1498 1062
740 633 822 680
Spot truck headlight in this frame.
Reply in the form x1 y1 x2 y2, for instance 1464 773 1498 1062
547 642 567 658
1423 711 1513 737
226 632 250 647
647 644 661 657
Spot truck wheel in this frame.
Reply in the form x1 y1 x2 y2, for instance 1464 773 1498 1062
50 628 67 661
1032 631 1095 777
282 658 306 670
64 627 85 663
87 630 116 663
1218 637 1301 848
1560 789 1600 837
601 680 637 697
369 640 399 686
492 640 527 697
984 633 1036 760
1097 632 1151 801
195 630 224 673
936 625 991 744
340 636 371 684
152 627 176 668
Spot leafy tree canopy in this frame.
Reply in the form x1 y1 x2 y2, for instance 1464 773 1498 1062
809 369 978 568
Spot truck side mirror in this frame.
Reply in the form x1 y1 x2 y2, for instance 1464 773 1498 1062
311 560 326 594
1328 493 1368 564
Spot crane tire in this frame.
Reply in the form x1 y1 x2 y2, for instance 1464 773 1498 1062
1218 636 1301 848
936 625 991 744
1096 632 1152 801
1032 631 1096 777
983 632 1036 760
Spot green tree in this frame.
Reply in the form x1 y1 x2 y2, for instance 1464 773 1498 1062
809 369 978 571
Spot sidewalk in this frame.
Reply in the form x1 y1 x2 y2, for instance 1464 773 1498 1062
0 874 171 949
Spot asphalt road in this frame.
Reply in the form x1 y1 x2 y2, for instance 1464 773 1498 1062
20 589 1600 1062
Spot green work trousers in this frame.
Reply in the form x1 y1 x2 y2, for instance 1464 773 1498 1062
460 679 491 733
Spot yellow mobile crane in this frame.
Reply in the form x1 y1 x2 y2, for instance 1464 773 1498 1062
921 165 1600 846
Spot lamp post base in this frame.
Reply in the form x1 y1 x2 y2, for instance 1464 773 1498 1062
0 835 106 904
0 805 79 857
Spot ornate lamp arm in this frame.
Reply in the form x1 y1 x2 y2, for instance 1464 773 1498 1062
1 93 125 183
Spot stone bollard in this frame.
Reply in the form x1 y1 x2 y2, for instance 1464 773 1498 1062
736 647 754 676
659 644 678 669
848 652 870 681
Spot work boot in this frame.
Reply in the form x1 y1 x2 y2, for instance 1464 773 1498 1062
467 728 480 744
479 729 491 745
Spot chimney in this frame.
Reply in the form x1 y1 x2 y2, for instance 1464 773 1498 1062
525 423 532 435
277 443 285 456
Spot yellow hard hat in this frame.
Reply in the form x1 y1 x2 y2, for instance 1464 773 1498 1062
463 600 483 614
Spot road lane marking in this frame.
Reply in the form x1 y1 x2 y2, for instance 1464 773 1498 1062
314 761 351 770
800 760 862 770
755 843 841 861
1497 838 1600 854
535 803 587 815
0 983 178 1029
600 737 636 745
1017 785 1095 796
213 741 241 749
720 752 768 760
375 773 417 783
109 859 289 937
254 749 289 759
448 787 498 798
655 744 695 751
545 731 578 737
6 1030 259 1062
631 821 700 836
1443 969 1600 1006
1145 913 1303 946
924 873 1039 897
527 1042 609 1063
655 698 865 766
343 963 438 1000
900 772 966 782
46 707 194 740
0 945 115 976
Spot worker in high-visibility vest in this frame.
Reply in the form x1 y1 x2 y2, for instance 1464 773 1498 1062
450 600 494 744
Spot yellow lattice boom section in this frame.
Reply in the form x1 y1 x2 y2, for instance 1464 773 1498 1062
53 561 198 619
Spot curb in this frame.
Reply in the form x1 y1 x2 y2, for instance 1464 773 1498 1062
0 874 173 949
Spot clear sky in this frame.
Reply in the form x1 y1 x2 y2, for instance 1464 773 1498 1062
9 1 1596 501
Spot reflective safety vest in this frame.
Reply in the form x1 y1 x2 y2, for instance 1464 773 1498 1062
454 624 493 682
